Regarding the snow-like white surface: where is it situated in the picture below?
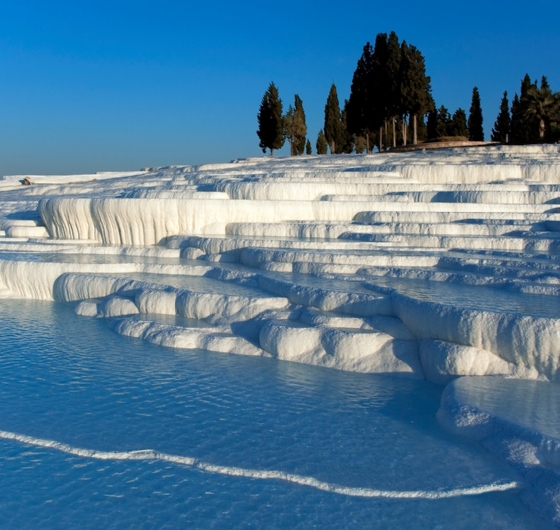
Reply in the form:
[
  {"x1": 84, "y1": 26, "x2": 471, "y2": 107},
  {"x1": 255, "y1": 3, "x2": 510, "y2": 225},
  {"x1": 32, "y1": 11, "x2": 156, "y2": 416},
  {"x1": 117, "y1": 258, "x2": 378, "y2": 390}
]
[
  {"x1": 1, "y1": 145, "x2": 560, "y2": 524},
  {"x1": 0, "y1": 145, "x2": 557, "y2": 380}
]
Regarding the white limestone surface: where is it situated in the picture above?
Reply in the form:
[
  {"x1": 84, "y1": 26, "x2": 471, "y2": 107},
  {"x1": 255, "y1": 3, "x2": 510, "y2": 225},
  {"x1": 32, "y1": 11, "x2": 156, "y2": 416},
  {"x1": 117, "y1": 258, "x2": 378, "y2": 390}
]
[
  {"x1": 0, "y1": 145, "x2": 557, "y2": 381},
  {"x1": 1, "y1": 144, "x2": 560, "y2": 525}
]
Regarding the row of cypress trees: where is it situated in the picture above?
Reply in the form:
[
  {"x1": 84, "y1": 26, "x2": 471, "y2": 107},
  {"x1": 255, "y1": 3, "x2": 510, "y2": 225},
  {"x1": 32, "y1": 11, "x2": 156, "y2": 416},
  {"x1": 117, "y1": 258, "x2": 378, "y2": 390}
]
[
  {"x1": 491, "y1": 75, "x2": 560, "y2": 144},
  {"x1": 257, "y1": 35, "x2": 559, "y2": 155},
  {"x1": 257, "y1": 85, "x2": 311, "y2": 156}
]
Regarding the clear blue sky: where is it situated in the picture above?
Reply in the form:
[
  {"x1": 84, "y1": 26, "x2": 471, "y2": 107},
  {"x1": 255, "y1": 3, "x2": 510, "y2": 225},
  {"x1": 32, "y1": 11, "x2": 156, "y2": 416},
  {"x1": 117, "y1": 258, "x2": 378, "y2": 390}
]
[{"x1": 1, "y1": 1, "x2": 558, "y2": 175}]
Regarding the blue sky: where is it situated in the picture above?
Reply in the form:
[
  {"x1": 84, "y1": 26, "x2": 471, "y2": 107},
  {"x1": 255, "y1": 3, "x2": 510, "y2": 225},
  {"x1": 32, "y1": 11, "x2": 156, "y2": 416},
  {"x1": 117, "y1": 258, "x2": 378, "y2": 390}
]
[{"x1": 0, "y1": 1, "x2": 559, "y2": 175}]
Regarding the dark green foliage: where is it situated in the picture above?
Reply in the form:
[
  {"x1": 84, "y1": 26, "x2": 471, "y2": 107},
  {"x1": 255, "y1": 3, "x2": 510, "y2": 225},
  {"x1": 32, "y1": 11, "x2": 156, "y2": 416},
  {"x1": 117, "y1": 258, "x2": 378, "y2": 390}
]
[
  {"x1": 398, "y1": 42, "x2": 432, "y2": 144},
  {"x1": 541, "y1": 76, "x2": 551, "y2": 93},
  {"x1": 324, "y1": 84, "x2": 344, "y2": 154},
  {"x1": 294, "y1": 95, "x2": 307, "y2": 155},
  {"x1": 523, "y1": 85, "x2": 559, "y2": 140},
  {"x1": 316, "y1": 129, "x2": 328, "y2": 155},
  {"x1": 283, "y1": 94, "x2": 307, "y2": 156},
  {"x1": 510, "y1": 94, "x2": 524, "y2": 144},
  {"x1": 306, "y1": 139, "x2": 312, "y2": 155},
  {"x1": 354, "y1": 136, "x2": 367, "y2": 154},
  {"x1": 436, "y1": 106, "x2": 452, "y2": 137},
  {"x1": 511, "y1": 75, "x2": 538, "y2": 144},
  {"x1": 416, "y1": 115, "x2": 428, "y2": 142},
  {"x1": 371, "y1": 33, "x2": 390, "y2": 137},
  {"x1": 257, "y1": 82, "x2": 284, "y2": 155},
  {"x1": 491, "y1": 92, "x2": 510, "y2": 143},
  {"x1": 468, "y1": 87, "x2": 484, "y2": 141},
  {"x1": 340, "y1": 100, "x2": 355, "y2": 154},
  {"x1": 347, "y1": 33, "x2": 432, "y2": 148},
  {"x1": 386, "y1": 31, "x2": 402, "y2": 133},
  {"x1": 346, "y1": 42, "x2": 375, "y2": 142},
  {"x1": 451, "y1": 108, "x2": 468, "y2": 137},
  {"x1": 426, "y1": 109, "x2": 438, "y2": 139}
]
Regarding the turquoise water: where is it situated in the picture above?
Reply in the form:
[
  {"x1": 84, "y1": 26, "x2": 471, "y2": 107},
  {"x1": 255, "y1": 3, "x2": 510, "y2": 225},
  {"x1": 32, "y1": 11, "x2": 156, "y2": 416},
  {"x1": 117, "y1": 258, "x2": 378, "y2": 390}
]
[{"x1": 0, "y1": 300, "x2": 551, "y2": 529}]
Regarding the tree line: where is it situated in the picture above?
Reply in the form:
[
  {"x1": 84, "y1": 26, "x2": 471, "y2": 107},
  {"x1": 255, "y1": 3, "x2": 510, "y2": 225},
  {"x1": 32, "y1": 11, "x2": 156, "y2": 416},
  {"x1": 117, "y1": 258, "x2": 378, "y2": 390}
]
[{"x1": 257, "y1": 32, "x2": 560, "y2": 155}]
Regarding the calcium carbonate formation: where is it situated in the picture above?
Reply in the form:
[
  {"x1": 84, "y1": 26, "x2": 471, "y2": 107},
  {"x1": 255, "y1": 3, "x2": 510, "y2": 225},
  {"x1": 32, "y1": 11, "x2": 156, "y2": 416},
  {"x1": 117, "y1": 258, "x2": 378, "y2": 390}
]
[{"x1": 1, "y1": 144, "x2": 560, "y2": 523}]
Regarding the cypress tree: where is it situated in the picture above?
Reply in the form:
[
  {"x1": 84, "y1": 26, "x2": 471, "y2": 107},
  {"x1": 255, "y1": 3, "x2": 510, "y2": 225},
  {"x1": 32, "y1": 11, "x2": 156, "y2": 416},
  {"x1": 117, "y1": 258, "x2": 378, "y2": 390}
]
[
  {"x1": 283, "y1": 105, "x2": 296, "y2": 156},
  {"x1": 416, "y1": 115, "x2": 428, "y2": 142},
  {"x1": 283, "y1": 95, "x2": 307, "y2": 156},
  {"x1": 340, "y1": 100, "x2": 355, "y2": 154},
  {"x1": 426, "y1": 109, "x2": 438, "y2": 139},
  {"x1": 306, "y1": 139, "x2": 312, "y2": 155},
  {"x1": 316, "y1": 130, "x2": 328, "y2": 155},
  {"x1": 294, "y1": 95, "x2": 307, "y2": 155},
  {"x1": 256, "y1": 82, "x2": 284, "y2": 156},
  {"x1": 324, "y1": 84, "x2": 344, "y2": 154},
  {"x1": 399, "y1": 43, "x2": 432, "y2": 145},
  {"x1": 436, "y1": 106, "x2": 452, "y2": 137},
  {"x1": 371, "y1": 33, "x2": 390, "y2": 151},
  {"x1": 451, "y1": 109, "x2": 468, "y2": 138},
  {"x1": 468, "y1": 87, "x2": 484, "y2": 141},
  {"x1": 510, "y1": 94, "x2": 523, "y2": 144},
  {"x1": 491, "y1": 91, "x2": 510, "y2": 143},
  {"x1": 512, "y1": 75, "x2": 538, "y2": 144},
  {"x1": 354, "y1": 136, "x2": 367, "y2": 154},
  {"x1": 386, "y1": 31, "x2": 401, "y2": 147},
  {"x1": 346, "y1": 42, "x2": 375, "y2": 150}
]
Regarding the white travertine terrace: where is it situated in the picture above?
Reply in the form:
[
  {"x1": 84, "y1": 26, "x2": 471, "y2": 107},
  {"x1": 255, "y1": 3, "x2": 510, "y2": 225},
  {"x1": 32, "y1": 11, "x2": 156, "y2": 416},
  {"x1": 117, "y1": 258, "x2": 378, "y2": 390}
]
[
  {"x1": 1, "y1": 144, "x2": 560, "y2": 523},
  {"x1": 0, "y1": 144, "x2": 556, "y2": 381}
]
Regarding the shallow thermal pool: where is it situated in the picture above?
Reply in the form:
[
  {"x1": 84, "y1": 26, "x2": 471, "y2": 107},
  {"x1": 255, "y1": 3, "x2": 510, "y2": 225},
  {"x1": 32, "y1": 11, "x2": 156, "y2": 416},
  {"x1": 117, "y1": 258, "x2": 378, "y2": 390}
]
[
  {"x1": 364, "y1": 275, "x2": 560, "y2": 318},
  {"x1": 0, "y1": 300, "x2": 552, "y2": 528}
]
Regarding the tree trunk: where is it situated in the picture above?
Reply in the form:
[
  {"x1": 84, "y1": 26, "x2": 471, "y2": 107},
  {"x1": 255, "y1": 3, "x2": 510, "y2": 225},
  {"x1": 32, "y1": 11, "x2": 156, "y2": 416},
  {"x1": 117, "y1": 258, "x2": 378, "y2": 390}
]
[
  {"x1": 379, "y1": 126, "x2": 383, "y2": 152},
  {"x1": 366, "y1": 133, "x2": 369, "y2": 154},
  {"x1": 385, "y1": 120, "x2": 388, "y2": 146},
  {"x1": 413, "y1": 114, "x2": 418, "y2": 145},
  {"x1": 392, "y1": 119, "x2": 396, "y2": 148},
  {"x1": 539, "y1": 119, "x2": 545, "y2": 139},
  {"x1": 270, "y1": 148, "x2": 274, "y2": 157},
  {"x1": 402, "y1": 118, "x2": 407, "y2": 147}
]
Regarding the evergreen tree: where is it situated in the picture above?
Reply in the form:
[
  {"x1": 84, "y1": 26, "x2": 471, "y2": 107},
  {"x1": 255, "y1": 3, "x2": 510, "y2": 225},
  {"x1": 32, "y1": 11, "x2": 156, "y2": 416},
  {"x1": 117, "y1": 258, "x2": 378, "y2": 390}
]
[
  {"x1": 436, "y1": 106, "x2": 452, "y2": 137},
  {"x1": 306, "y1": 139, "x2": 312, "y2": 155},
  {"x1": 324, "y1": 84, "x2": 344, "y2": 154},
  {"x1": 511, "y1": 74, "x2": 538, "y2": 144},
  {"x1": 416, "y1": 115, "x2": 428, "y2": 142},
  {"x1": 346, "y1": 42, "x2": 375, "y2": 151},
  {"x1": 340, "y1": 100, "x2": 355, "y2": 154},
  {"x1": 294, "y1": 95, "x2": 307, "y2": 155},
  {"x1": 451, "y1": 109, "x2": 468, "y2": 137},
  {"x1": 468, "y1": 87, "x2": 484, "y2": 141},
  {"x1": 541, "y1": 75, "x2": 551, "y2": 94},
  {"x1": 426, "y1": 109, "x2": 438, "y2": 139},
  {"x1": 354, "y1": 136, "x2": 367, "y2": 154},
  {"x1": 256, "y1": 82, "x2": 284, "y2": 156},
  {"x1": 371, "y1": 33, "x2": 390, "y2": 151},
  {"x1": 510, "y1": 94, "x2": 523, "y2": 144},
  {"x1": 386, "y1": 31, "x2": 401, "y2": 147},
  {"x1": 399, "y1": 42, "x2": 433, "y2": 144},
  {"x1": 491, "y1": 91, "x2": 510, "y2": 143},
  {"x1": 283, "y1": 95, "x2": 307, "y2": 156},
  {"x1": 316, "y1": 130, "x2": 328, "y2": 155},
  {"x1": 283, "y1": 105, "x2": 296, "y2": 156}
]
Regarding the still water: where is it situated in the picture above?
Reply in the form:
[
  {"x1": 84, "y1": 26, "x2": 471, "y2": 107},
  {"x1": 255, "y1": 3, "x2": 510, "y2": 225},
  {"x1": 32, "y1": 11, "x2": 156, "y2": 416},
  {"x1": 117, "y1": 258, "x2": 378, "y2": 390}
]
[{"x1": 0, "y1": 299, "x2": 550, "y2": 528}]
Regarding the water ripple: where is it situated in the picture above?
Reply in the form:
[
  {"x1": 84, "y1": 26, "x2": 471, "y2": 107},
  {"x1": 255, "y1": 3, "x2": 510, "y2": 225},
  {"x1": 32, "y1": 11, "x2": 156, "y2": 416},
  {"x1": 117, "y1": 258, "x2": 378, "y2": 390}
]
[{"x1": 0, "y1": 429, "x2": 519, "y2": 500}]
